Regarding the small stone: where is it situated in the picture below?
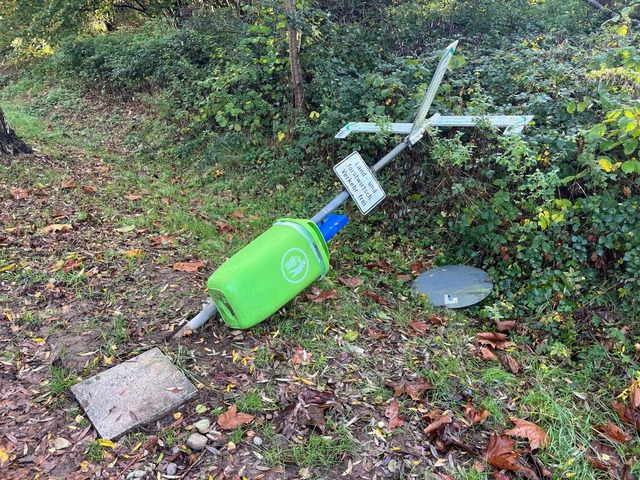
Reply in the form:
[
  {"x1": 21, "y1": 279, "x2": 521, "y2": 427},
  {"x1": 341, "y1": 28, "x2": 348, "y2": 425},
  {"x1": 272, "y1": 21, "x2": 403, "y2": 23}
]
[
  {"x1": 126, "y1": 472, "x2": 135, "y2": 480},
  {"x1": 53, "y1": 437, "x2": 72, "y2": 450},
  {"x1": 186, "y1": 432, "x2": 208, "y2": 451},
  {"x1": 194, "y1": 419, "x2": 210, "y2": 433},
  {"x1": 133, "y1": 469, "x2": 146, "y2": 478},
  {"x1": 253, "y1": 436, "x2": 263, "y2": 446},
  {"x1": 166, "y1": 463, "x2": 178, "y2": 476}
]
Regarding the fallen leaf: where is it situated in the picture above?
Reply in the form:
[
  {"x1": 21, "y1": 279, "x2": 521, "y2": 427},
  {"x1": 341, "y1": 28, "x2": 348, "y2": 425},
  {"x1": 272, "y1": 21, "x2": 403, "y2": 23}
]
[
  {"x1": 343, "y1": 330, "x2": 359, "y2": 342},
  {"x1": 115, "y1": 225, "x2": 136, "y2": 233},
  {"x1": 480, "y1": 347, "x2": 499, "y2": 361},
  {"x1": 214, "y1": 220, "x2": 234, "y2": 234},
  {"x1": 217, "y1": 404, "x2": 255, "y2": 430},
  {"x1": 484, "y1": 433, "x2": 538, "y2": 478},
  {"x1": 476, "y1": 331, "x2": 517, "y2": 350},
  {"x1": 172, "y1": 261, "x2": 206, "y2": 272},
  {"x1": 388, "y1": 377, "x2": 434, "y2": 400},
  {"x1": 466, "y1": 398, "x2": 491, "y2": 425},
  {"x1": 363, "y1": 290, "x2": 389, "y2": 305},
  {"x1": 0, "y1": 446, "x2": 8, "y2": 463},
  {"x1": 427, "y1": 315, "x2": 447, "y2": 325},
  {"x1": 496, "y1": 320, "x2": 516, "y2": 332},
  {"x1": 97, "y1": 439, "x2": 117, "y2": 448},
  {"x1": 126, "y1": 195, "x2": 141, "y2": 201},
  {"x1": 410, "y1": 261, "x2": 427, "y2": 274},
  {"x1": 423, "y1": 409, "x2": 453, "y2": 435},
  {"x1": 39, "y1": 224, "x2": 73, "y2": 234},
  {"x1": 9, "y1": 188, "x2": 29, "y2": 199},
  {"x1": 396, "y1": 274, "x2": 412, "y2": 282},
  {"x1": 367, "y1": 327, "x2": 389, "y2": 339},
  {"x1": 365, "y1": 259, "x2": 392, "y2": 271},
  {"x1": 500, "y1": 354, "x2": 521, "y2": 375},
  {"x1": 408, "y1": 320, "x2": 429, "y2": 333},
  {"x1": 612, "y1": 398, "x2": 640, "y2": 432},
  {"x1": 291, "y1": 346, "x2": 313, "y2": 365},
  {"x1": 149, "y1": 234, "x2": 175, "y2": 245},
  {"x1": 82, "y1": 185, "x2": 96, "y2": 194},
  {"x1": 306, "y1": 286, "x2": 339, "y2": 303},
  {"x1": 62, "y1": 258, "x2": 83, "y2": 272},
  {"x1": 385, "y1": 400, "x2": 405, "y2": 430},
  {"x1": 338, "y1": 276, "x2": 364, "y2": 288},
  {"x1": 124, "y1": 249, "x2": 144, "y2": 258},
  {"x1": 586, "y1": 441, "x2": 634, "y2": 479},
  {"x1": 231, "y1": 209, "x2": 244, "y2": 219},
  {"x1": 62, "y1": 178, "x2": 77, "y2": 189},
  {"x1": 594, "y1": 422, "x2": 632, "y2": 444},
  {"x1": 505, "y1": 417, "x2": 550, "y2": 450}
]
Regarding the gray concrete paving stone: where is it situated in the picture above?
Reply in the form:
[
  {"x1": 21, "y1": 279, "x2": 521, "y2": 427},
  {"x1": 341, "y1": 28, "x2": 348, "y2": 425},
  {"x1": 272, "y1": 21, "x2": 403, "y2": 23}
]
[{"x1": 71, "y1": 347, "x2": 197, "y2": 439}]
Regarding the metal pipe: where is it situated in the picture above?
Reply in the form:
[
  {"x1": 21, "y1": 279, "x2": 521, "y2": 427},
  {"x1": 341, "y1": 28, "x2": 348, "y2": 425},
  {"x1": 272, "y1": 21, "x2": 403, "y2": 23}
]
[{"x1": 174, "y1": 301, "x2": 218, "y2": 337}]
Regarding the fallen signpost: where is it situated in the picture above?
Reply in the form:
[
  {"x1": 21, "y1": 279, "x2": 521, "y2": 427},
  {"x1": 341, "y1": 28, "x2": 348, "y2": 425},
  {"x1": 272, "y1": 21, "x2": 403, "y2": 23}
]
[{"x1": 176, "y1": 41, "x2": 533, "y2": 336}]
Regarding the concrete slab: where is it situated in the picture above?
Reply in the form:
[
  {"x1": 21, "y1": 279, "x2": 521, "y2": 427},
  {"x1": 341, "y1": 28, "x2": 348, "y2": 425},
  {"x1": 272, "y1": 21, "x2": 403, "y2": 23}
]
[{"x1": 71, "y1": 347, "x2": 197, "y2": 440}]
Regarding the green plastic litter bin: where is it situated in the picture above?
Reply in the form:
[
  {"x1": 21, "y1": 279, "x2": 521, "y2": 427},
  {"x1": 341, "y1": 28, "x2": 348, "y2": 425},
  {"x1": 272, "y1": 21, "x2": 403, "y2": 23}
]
[{"x1": 207, "y1": 218, "x2": 330, "y2": 329}]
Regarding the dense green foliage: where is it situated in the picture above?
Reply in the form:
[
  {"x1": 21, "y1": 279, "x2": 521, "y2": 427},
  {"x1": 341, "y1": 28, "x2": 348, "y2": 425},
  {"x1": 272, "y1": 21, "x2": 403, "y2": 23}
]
[{"x1": 1, "y1": 0, "x2": 639, "y2": 335}]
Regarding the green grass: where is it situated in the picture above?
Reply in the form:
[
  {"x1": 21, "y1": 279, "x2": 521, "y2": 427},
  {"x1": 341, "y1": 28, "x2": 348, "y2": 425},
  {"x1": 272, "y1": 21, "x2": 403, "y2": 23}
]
[{"x1": 48, "y1": 365, "x2": 77, "y2": 395}]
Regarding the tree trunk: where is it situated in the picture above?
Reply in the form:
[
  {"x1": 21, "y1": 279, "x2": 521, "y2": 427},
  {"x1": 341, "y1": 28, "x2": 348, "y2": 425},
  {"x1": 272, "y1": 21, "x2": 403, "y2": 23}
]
[
  {"x1": 0, "y1": 106, "x2": 32, "y2": 155},
  {"x1": 284, "y1": 0, "x2": 304, "y2": 111},
  {"x1": 580, "y1": 0, "x2": 640, "y2": 26}
]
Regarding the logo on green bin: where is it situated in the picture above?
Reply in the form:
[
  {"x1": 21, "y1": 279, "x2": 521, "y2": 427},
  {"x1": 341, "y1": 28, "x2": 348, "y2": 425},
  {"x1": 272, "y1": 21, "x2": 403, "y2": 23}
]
[{"x1": 281, "y1": 248, "x2": 309, "y2": 284}]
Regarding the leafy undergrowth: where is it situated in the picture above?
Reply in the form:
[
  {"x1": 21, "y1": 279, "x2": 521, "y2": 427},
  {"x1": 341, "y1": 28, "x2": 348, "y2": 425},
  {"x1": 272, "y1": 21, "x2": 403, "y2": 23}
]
[{"x1": 1, "y1": 93, "x2": 640, "y2": 480}]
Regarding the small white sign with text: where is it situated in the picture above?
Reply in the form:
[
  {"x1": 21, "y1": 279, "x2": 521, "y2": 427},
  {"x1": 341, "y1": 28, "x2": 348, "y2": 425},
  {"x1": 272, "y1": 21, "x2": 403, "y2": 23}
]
[{"x1": 333, "y1": 152, "x2": 386, "y2": 215}]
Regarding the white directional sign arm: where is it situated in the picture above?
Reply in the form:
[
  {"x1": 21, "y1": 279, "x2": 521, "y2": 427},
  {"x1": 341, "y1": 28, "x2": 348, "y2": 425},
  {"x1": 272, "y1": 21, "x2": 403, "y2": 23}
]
[
  {"x1": 429, "y1": 115, "x2": 534, "y2": 134},
  {"x1": 335, "y1": 122, "x2": 414, "y2": 138},
  {"x1": 409, "y1": 40, "x2": 459, "y2": 139}
]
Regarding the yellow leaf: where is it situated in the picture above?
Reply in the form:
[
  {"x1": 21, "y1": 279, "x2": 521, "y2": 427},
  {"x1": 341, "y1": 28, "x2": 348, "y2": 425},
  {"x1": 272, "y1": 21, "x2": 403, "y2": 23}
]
[
  {"x1": 0, "y1": 264, "x2": 17, "y2": 272},
  {"x1": 0, "y1": 446, "x2": 8, "y2": 463},
  {"x1": 97, "y1": 439, "x2": 116, "y2": 448},
  {"x1": 277, "y1": 131, "x2": 286, "y2": 142},
  {"x1": 39, "y1": 224, "x2": 73, "y2": 234},
  {"x1": 124, "y1": 249, "x2": 144, "y2": 258},
  {"x1": 598, "y1": 158, "x2": 613, "y2": 172}
]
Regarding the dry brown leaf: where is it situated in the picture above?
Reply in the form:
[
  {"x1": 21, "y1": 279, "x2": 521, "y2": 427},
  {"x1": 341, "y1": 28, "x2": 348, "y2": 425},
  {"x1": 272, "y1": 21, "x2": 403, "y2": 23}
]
[
  {"x1": 126, "y1": 195, "x2": 142, "y2": 201},
  {"x1": 150, "y1": 234, "x2": 175, "y2": 245},
  {"x1": 214, "y1": 220, "x2": 234, "y2": 234},
  {"x1": 387, "y1": 377, "x2": 434, "y2": 400},
  {"x1": 62, "y1": 258, "x2": 83, "y2": 272},
  {"x1": 217, "y1": 404, "x2": 255, "y2": 430},
  {"x1": 407, "y1": 320, "x2": 429, "y2": 334},
  {"x1": 500, "y1": 354, "x2": 521, "y2": 375},
  {"x1": 427, "y1": 315, "x2": 447, "y2": 325},
  {"x1": 480, "y1": 347, "x2": 500, "y2": 361},
  {"x1": 62, "y1": 178, "x2": 77, "y2": 189},
  {"x1": 39, "y1": 224, "x2": 73, "y2": 234},
  {"x1": 9, "y1": 188, "x2": 29, "y2": 200},
  {"x1": 338, "y1": 276, "x2": 364, "y2": 288},
  {"x1": 586, "y1": 441, "x2": 634, "y2": 479},
  {"x1": 363, "y1": 290, "x2": 389, "y2": 305},
  {"x1": 385, "y1": 400, "x2": 405, "y2": 430},
  {"x1": 484, "y1": 433, "x2": 538, "y2": 479},
  {"x1": 505, "y1": 417, "x2": 550, "y2": 450},
  {"x1": 231, "y1": 209, "x2": 244, "y2": 219},
  {"x1": 82, "y1": 185, "x2": 96, "y2": 194},
  {"x1": 306, "y1": 286, "x2": 339, "y2": 303},
  {"x1": 423, "y1": 409, "x2": 453, "y2": 435},
  {"x1": 476, "y1": 331, "x2": 517, "y2": 350},
  {"x1": 365, "y1": 259, "x2": 392, "y2": 271},
  {"x1": 291, "y1": 346, "x2": 312, "y2": 365},
  {"x1": 466, "y1": 398, "x2": 491, "y2": 425},
  {"x1": 496, "y1": 320, "x2": 516, "y2": 332},
  {"x1": 594, "y1": 422, "x2": 632, "y2": 444},
  {"x1": 172, "y1": 261, "x2": 206, "y2": 272}
]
